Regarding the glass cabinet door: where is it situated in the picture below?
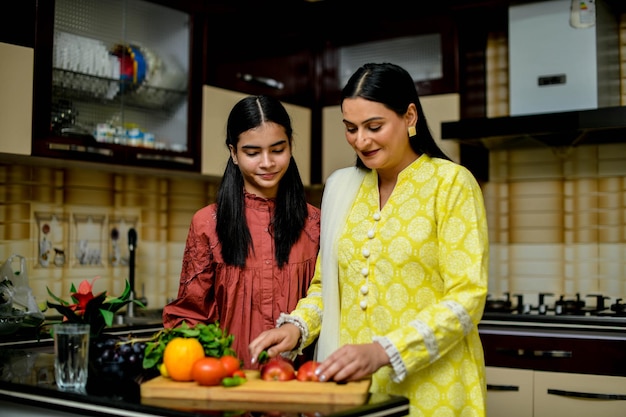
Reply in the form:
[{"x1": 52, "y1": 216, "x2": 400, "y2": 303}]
[{"x1": 33, "y1": 0, "x2": 199, "y2": 171}]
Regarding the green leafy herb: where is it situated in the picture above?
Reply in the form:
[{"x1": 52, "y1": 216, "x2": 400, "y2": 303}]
[
  {"x1": 257, "y1": 350, "x2": 270, "y2": 365},
  {"x1": 142, "y1": 321, "x2": 236, "y2": 371}
]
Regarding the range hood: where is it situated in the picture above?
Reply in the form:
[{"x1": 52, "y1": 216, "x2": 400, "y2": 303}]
[
  {"x1": 441, "y1": 106, "x2": 626, "y2": 149},
  {"x1": 442, "y1": 0, "x2": 625, "y2": 149}
]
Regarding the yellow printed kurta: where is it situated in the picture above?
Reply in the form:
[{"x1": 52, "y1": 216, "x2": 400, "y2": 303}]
[{"x1": 290, "y1": 155, "x2": 489, "y2": 417}]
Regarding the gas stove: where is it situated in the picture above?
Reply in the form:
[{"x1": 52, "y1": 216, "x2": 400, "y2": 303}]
[{"x1": 481, "y1": 292, "x2": 626, "y2": 330}]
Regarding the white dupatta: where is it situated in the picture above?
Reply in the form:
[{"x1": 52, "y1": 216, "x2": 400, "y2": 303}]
[{"x1": 315, "y1": 167, "x2": 366, "y2": 361}]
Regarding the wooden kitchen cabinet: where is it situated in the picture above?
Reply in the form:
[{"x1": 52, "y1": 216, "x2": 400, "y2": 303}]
[
  {"x1": 482, "y1": 325, "x2": 626, "y2": 416},
  {"x1": 203, "y1": 2, "x2": 320, "y2": 109},
  {"x1": 31, "y1": 0, "x2": 204, "y2": 172},
  {"x1": 533, "y1": 371, "x2": 626, "y2": 416},
  {"x1": 487, "y1": 367, "x2": 626, "y2": 417}
]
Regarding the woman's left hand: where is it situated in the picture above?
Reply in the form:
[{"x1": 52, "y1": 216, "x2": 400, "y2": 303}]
[{"x1": 315, "y1": 342, "x2": 389, "y2": 382}]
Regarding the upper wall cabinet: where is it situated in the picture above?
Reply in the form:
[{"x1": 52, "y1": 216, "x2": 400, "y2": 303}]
[
  {"x1": 204, "y1": 4, "x2": 459, "y2": 110},
  {"x1": 31, "y1": 0, "x2": 204, "y2": 172},
  {"x1": 321, "y1": 14, "x2": 459, "y2": 106},
  {"x1": 202, "y1": 3, "x2": 321, "y2": 109}
]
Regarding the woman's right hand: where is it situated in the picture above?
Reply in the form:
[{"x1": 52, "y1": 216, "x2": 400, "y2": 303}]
[{"x1": 249, "y1": 323, "x2": 301, "y2": 364}]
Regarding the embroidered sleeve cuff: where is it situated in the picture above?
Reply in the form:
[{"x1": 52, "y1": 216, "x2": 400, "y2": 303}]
[
  {"x1": 373, "y1": 336, "x2": 407, "y2": 383},
  {"x1": 276, "y1": 313, "x2": 309, "y2": 358}
]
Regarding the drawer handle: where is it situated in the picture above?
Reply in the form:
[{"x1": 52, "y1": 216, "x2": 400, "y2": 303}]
[
  {"x1": 487, "y1": 384, "x2": 519, "y2": 392},
  {"x1": 547, "y1": 389, "x2": 626, "y2": 401},
  {"x1": 496, "y1": 348, "x2": 572, "y2": 358},
  {"x1": 531, "y1": 350, "x2": 572, "y2": 358}
]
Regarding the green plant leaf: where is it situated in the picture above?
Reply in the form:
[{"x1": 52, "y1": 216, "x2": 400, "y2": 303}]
[{"x1": 46, "y1": 287, "x2": 70, "y2": 306}]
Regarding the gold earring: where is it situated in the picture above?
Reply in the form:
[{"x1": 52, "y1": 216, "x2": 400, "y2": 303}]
[{"x1": 408, "y1": 126, "x2": 417, "y2": 137}]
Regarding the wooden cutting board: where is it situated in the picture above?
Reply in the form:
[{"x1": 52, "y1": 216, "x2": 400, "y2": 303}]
[{"x1": 141, "y1": 370, "x2": 371, "y2": 405}]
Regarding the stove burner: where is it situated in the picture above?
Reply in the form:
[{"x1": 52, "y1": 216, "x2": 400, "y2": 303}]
[
  {"x1": 484, "y1": 293, "x2": 513, "y2": 313},
  {"x1": 609, "y1": 298, "x2": 626, "y2": 316},
  {"x1": 555, "y1": 294, "x2": 585, "y2": 315},
  {"x1": 483, "y1": 293, "x2": 626, "y2": 318}
]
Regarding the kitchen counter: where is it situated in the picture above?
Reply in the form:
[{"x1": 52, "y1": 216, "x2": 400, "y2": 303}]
[
  {"x1": 0, "y1": 328, "x2": 409, "y2": 417},
  {"x1": 481, "y1": 311, "x2": 626, "y2": 332}
]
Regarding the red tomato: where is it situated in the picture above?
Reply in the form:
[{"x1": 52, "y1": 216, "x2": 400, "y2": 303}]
[
  {"x1": 296, "y1": 360, "x2": 321, "y2": 382},
  {"x1": 219, "y1": 355, "x2": 241, "y2": 377},
  {"x1": 232, "y1": 369, "x2": 247, "y2": 379},
  {"x1": 191, "y1": 357, "x2": 228, "y2": 386}
]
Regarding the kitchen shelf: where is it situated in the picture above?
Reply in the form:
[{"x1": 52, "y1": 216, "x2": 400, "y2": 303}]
[{"x1": 52, "y1": 68, "x2": 187, "y2": 112}]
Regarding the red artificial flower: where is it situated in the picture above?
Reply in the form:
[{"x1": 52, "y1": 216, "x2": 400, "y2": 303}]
[
  {"x1": 47, "y1": 277, "x2": 143, "y2": 337},
  {"x1": 69, "y1": 277, "x2": 104, "y2": 316}
]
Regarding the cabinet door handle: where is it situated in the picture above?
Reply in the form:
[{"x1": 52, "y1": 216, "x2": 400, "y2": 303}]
[
  {"x1": 496, "y1": 348, "x2": 572, "y2": 358},
  {"x1": 237, "y1": 73, "x2": 284, "y2": 90},
  {"x1": 547, "y1": 389, "x2": 626, "y2": 401},
  {"x1": 487, "y1": 384, "x2": 519, "y2": 392},
  {"x1": 49, "y1": 143, "x2": 113, "y2": 156}
]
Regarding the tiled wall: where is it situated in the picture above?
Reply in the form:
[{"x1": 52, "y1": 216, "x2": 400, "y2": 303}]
[
  {"x1": 484, "y1": 144, "x2": 626, "y2": 305},
  {"x1": 0, "y1": 161, "x2": 218, "y2": 311}
]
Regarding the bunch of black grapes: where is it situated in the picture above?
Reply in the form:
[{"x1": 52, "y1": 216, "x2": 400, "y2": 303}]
[{"x1": 91, "y1": 335, "x2": 147, "y2": 380}]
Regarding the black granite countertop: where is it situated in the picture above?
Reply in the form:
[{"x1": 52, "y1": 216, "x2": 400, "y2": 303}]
[{"x1": 0, "y1": 330, "x2": 409, "y2": 417}]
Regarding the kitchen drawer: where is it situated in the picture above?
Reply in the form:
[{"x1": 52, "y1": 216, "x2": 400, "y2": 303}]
[
  {"x1": 480, "y1": 329, "x2": 626, "y2": 377},
  {"x1": 486, "y1": 367, "x2": 533, "y2": 417},
  {"x1": 533, "y1": 371, "x2": 626, "y2": 417}
]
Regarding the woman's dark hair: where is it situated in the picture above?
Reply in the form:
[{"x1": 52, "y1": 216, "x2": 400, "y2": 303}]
[
  {"x1": 341, "y1": 62, "x2": 451, "y2": 168},
  {"x1": 216, "y1": 95, "x2": 308, "y2": 268}
]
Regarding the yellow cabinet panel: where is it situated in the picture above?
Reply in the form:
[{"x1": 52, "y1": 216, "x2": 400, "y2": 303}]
[
  {"x1": 534, "y1": 371, "x2": 626, "y2": 417},
  {"x1": 486, "y1": 366, "x2": 534, "y2": 417},
  {"x1": 0, "y1": 42, "x2": 33, "y2": 155}
]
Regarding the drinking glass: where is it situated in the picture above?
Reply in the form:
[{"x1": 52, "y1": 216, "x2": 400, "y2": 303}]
[{"x1": 53, "y1": 323, "x2": 90, "y2": 392}]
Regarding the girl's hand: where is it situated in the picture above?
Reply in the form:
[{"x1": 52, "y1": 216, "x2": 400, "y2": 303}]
[{"x1": 249, "y1": 323, "x2": 300, "y2": 364}]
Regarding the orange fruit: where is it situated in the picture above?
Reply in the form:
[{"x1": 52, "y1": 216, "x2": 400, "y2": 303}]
[
  {"x1": 219, "y1": 355, "x2": 241, "y2": 377},
  {"x1": 163, "y1": 337, "x2": 205, "y2": 381},
  {"x1": 192, "y1": 357, "x2": 228, "y2": 386}
]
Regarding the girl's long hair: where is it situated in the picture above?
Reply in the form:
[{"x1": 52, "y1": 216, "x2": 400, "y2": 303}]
[
  {"x1": 216, "y1": 95, "x2": 308, "y2": 267},
  {"x1": 341, "y1": 62, "x2": 451, "y2": 169}
]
